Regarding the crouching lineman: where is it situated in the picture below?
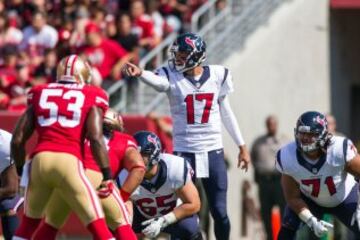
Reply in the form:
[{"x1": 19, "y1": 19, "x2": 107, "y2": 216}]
[
  {"x1": 0, "y1": 129, "x2": 22, "y2": 240},
  {"x1": 118, "y1": 131, "x2": 203, "y2": 239},
  {"x1": 277, "y1": 111, "x2": 360, "y2": 239},
  {"x1": 33, "y1": 109, "x2": 145, "y2": 240}
]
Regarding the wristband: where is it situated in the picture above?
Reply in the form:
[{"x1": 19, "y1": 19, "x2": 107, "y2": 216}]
[
  {"x1": 163, "y1": 212, "x2": 177, "y2": 228},
  {"x1": 120, "y1": 188, "x2": 131, "y2": 202},
  {"x1": 298, "y1": 209, "x2": 314, "y2": 223},
  {"x1": 101, "y1": 167, "x2": 112, "y2": 180}
]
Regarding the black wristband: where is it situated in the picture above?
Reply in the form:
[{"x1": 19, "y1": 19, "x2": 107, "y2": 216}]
[
  {"x1": 101, "y1": 167, "x2": 112, "y2": 180},
  {"x1": 16, "y1": 166, "x2": 23, "y2": 176}
]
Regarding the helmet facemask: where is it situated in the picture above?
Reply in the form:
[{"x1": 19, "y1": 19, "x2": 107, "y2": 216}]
[
  {"x1": 294, "y1": 121, "x2": 331, "y2": 153},
  {"x1": 168, "y1": 34, "x2": 206, "y2": 73}
]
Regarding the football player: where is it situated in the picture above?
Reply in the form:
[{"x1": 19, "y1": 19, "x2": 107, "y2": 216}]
[
  {"x1": 0, "y1": 129, "x2": 22, "y2": 240},
  {"x1": 122, "y1": 32, "x2": 250, "y2": 240},
  {"x1": 11, "y1": 55, "x2": 114, "y2": 239},
  {"x1": 277, "y1": 111, "x2": 360, "y2": 239},
  {"x1": 34, "y1": 109, "x2": 145, "y2": 240},
  {"x1": 118, "y1": 131, "x2": 203, "y2": 239}
]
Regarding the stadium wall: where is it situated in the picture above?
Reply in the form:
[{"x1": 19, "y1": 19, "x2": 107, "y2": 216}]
[{"x1": 219, "y1": 0, "x2": 330, "y2": 239}]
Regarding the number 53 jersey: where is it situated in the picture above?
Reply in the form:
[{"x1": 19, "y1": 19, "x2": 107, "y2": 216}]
[
  {"x1": 276, "y1": 136, "x2": 358, "y2": 207},
  {"x1": 27, "y1": 83, "x2": 109, "y2": 160},
  {"x1": 156, "y1": 65, "x2": 233, "y2": 152}
]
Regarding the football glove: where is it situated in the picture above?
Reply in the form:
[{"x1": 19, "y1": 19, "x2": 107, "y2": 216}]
[
  {"x1": 141, "y1": 212, "x2": 177, "y2": 238},
  {"x1": 97, "y1": 180, "x2": 115, "y2": 198},
  {"x1": 306, "y1": 216, "x2": 333, "y2": 237}
]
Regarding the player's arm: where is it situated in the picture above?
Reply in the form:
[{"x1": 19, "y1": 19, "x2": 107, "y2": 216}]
[
  {"x1": 86, "y1": 106, "x2": 111, "y2": 180},
  {"x1": 281, "y1": 174, "x2": 307, "y2": 214},
  {"x1": 173, "y1": 180, "x2": 201, "y2": 220},
  {"x1": 0, "y1": 165, "x2": 18, "y2": 199},
  {"x1": 281, "y1": 173, "x2": 333, "y2": 236},
  {"x1": 219, "y1": 96, "x2": 250, "y2": 171},
  {"x1": 141, "y1": 180, "x2": 201, "y2": 238},
  {"x1": 120, "y1": 148, "x2": 146, "y2": 201},
  {"x1": 11, "y1": 105, "x2": 35, "y2": 174},
  {"x1": 122, "y1": 62, "x2": 170, "y2": 92}
]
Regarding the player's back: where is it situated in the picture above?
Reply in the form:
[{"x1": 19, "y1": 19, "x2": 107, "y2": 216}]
[
  {"x1": 83, "y1": 132, "x2": 137, "y2": 178},
  {"x1": 276, "y1": 136, "x2": 357, "y2": 207},
  {"x1": 28, "y1": 83, "x2": 108, "y2": 160}
]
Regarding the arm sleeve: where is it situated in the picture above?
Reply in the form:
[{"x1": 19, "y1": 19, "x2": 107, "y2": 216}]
[
  {"x1": 94, "y1": 88, "x2": 109, "y2": 114},
  {"x1": 219, "y1": 96, "x2": 245, "y2": 146},
  {"x1": 345, "y1": 139, "x2": 357, "y2": 162},
  {"x1": 139, "y1": 69, "x2": 170, "y2": 92}
]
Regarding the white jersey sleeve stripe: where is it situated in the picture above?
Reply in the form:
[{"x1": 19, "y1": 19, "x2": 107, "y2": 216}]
[{"x1": 95, "y1": 96, "x2": 108, "y2": 106}]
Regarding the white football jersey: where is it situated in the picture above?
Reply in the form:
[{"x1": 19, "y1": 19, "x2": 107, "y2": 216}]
[
  {"x1": 0, "y1": 129, "x2": 13, "y2": 174},
  {"x1": 119, "y1": 153, "x2": 191, "y2": 218},
  {"x1": 276, "y1": 136, "x2": 357, "y2": 207},
  {"x1": 156, "y1": 65, "x2": 234, "y2": 152}
]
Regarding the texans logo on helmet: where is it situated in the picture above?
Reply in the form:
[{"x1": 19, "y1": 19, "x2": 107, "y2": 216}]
[
  {"x1": 315, "y1": 115, "x2": 326, "y2": 127},
  {"x1": 147, "y1": 135, "x2": 157, "y2": 145},
  {"x1": 184, "y1": 37, "x2": 195, "y2": 49}
]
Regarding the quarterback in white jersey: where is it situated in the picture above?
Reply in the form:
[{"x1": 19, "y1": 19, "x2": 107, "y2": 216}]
[
  {"x1": 276, "y1": 111, "x2": 360, "y2": 239},
  {"x1": 118, "y1": 131, "x2": 202, "y2": 240},
  {"x1": 123, "y1": 32, "x2": 250, "y2": 240},
  {"x1": 0, "y1": 129, "x2": 22, "y2": 239}
]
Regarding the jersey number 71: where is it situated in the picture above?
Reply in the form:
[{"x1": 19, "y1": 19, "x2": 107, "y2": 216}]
[{"x1": 301, "y1": 176, "x2": 336, "y2": 197}]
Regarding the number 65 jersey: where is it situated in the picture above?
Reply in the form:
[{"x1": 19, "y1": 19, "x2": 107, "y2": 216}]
[
  {"x1": 276, "y1": 136, "x2": 357, "y2": 207},
  {"x1": 27, "y1": 83, "x2": 109, "y2": 160},
  {"x1": 119, "y1": 153, "x2": 192, "y2": 219},
  {"x1": 156, "y1": 65, "x2": 233, "y2": 152}
]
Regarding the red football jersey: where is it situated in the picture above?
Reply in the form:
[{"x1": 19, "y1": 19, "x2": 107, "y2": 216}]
[
  {"x1": 83, "y1": 132, "x2": 137, "y2": 178},
  {"x1": 28, "y1": 83, "x2": 109, "y2": 160}
]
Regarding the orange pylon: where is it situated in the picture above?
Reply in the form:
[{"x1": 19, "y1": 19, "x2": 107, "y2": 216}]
[{"x1": 272, "y1": 206, "x2": 281, "y2": 240}]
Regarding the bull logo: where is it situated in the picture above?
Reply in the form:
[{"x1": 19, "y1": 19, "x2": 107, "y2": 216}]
[
  {"x1": 315, "y1": 116, "x2": 326, "y2": 127},
  {"x1": 184, "y1": 37, "x2": 195, "y2": 49},
  {"x1": 147, "y1": 135, "x2": 157, "y2": 145}
]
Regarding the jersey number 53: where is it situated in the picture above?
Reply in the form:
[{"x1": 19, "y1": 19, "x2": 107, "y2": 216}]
[{"x1": 38, "y1": 89, "x2": 85, "y2": 127}]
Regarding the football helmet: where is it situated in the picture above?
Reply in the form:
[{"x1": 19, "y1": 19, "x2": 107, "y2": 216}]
[
  {"x1": 133, "y1": 131, "x2": 162, "y2": 170},
  {"x1": 103, "y1": 109, "x2": 124, "y2": 135},
  {"x1": 168, "y1": 32, "x2": 206, "y2": 73},
  {"x1": 56, "y1": 54, "x2": 92, "y2": 84},
  {"x1": 294, "y1": 111, "x2": 331, "y2": 153}
]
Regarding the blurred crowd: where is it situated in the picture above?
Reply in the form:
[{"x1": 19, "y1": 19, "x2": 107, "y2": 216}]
[{"x1": 0, "y1": 0, "x2": 208, "y2": 112}]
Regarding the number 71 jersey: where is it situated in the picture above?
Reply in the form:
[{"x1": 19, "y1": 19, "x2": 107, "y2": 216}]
[
  {"x1": 157, "y1": 65, "x2": 233, "y2": 152},
  {"x1": 276, "y1": 136, "x2": 357, "y2": 207},
  {"x1": 27, "y1": 83, "x2": 109, "y2": 160}
]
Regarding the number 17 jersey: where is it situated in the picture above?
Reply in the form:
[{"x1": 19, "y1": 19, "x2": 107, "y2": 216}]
[
  {"x1": 157, "y1": 65, "x2": 233, "y2": 152},
  {"x1": 28, "y1": 83, "x2": 109, "y2": 160}
]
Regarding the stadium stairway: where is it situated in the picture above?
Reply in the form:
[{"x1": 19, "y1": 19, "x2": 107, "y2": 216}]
[{"x1": 123, "y1": 0, "x2": 292, "y2": 115}]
